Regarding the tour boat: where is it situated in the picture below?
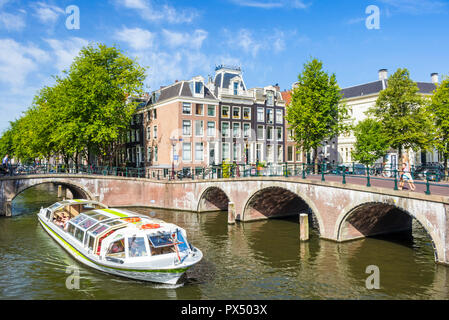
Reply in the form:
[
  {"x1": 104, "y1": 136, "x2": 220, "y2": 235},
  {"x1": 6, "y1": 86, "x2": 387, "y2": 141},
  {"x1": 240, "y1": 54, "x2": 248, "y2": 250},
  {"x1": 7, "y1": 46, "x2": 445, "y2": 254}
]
[{"x1": 37, "y1": 199, "x2": 203, "y2": 284}]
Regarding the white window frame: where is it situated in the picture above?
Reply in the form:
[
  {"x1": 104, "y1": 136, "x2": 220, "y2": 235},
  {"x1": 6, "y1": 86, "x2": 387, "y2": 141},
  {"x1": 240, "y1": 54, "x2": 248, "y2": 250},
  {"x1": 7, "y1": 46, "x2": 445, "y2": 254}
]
[
  {"x1": 182, "y1": 120, "x2": 192, "y2": 136},
  {"x1": 207, "y1": 105, "x2": 216, "y2": 117},
  {"x1": 243, "y1": 123, "x2": 251, "y2": 138},
  {"x1": 266, "y1": 108, "x2": 274, "y2": 124},
  {"x1": 232, "y1": 122, "x2": 241, "y2": 138},
  {"x1": 222, "y1": 142, "x2": 230, "y2": 161},
  {"x1": 195, "y1": 120, "x2": 204, "y2": 137},
  {"x1": 207, "y1": 121, "x2": 216, "y2": 137},
  {"x1": 276, "y1": 109, "x2": 283, "y2": 124},
  {"x1": 153, "y1": 126, "x2": 157, "y2": 140},
  {"x1": 182, "y1": 102, "x2": 192, "y2": 115},
  {"x1": 232, "y1": 106, "x2": 241, "y2": 119},
  {"x1": 287, "y1": 146, "x2": 294, "y2": 162},
  {"x1": 276, "y1": 127, "x2": 283, "y2": 141},
  {"x1": 257, "y1": 125, "x2": 265, "y2": 141},
  {"x1": 221, "y1": 105, "x2": 230, "y2": 118},
  {"x1": 257, "y1": 107, "x2": 264, "y2": 122},
  {"x1": 182, "y1": 142, "x2": 192, "y2": 162},
  {"x1": 195, "y1": 142, "x2": 204, "y2": 162},
  {"x1": 243, "y1": 107, "x2": 251, "y2": 120},
  {"x1": 221, "y1": 121, "x2": 230, "y2": 138},
  {"x1": 233, "y1": 143, "x2": 241, "y2": 162},
  {"x1": 267, "y1": 126, "x2": 274, "y2": 141},
  {"x1": 195, "y1": 104, "x2": 204, "y2": 116}
]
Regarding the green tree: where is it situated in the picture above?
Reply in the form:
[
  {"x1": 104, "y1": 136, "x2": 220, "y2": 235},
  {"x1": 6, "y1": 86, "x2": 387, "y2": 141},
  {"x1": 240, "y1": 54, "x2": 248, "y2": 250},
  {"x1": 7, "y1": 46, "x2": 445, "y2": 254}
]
[
  {"x1": 369, "y1": 68, "x2": 434, "y2": 160},
  {"x1": 64, "y1": 43, "x2": 146, "y2": 167},
  {"x1": 286, "y1": 58, "x2": 350, "y2": 172},
  {"x1": 351, "y1": 118, "x2": 389, "y2": 166},
  {"x1": 430, "y1": 76, "x2": 449, "y2": 178}
]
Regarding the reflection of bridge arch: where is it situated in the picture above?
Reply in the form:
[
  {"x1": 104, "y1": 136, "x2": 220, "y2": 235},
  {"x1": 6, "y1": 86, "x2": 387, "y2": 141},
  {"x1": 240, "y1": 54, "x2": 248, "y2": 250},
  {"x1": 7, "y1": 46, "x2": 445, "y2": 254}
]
[
  {"x1": 12, "y1": 181, "x2": 92, "y2": 203},
  {"x1": 197, "y1": 186, "x2": 231, "y2": 213},
  {"x1": 242, "y1": 186, "x2": 323, "y2": 235},
  {"x1": 335, "y1": 201, "x2": 442, "y2": 262}
]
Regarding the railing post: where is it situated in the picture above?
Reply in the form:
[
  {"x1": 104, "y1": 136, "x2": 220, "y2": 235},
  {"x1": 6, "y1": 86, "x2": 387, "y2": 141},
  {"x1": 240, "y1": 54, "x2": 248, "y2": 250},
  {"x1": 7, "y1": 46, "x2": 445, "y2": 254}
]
[
  {"x1": 342, "y1": 166, "x2": 346, "y2": 185},
  {"x1": 366, "y1": 165, "x2": 371, "y2": 187},
  {"x1": 321, "y1": 163, "x2": 325, "y2": 182},
  {"x1": 394, "y1": 169, "x2": 398, "y2": 191},
  {"x1": 302, "y1": 163, "x2": 306, "y2": 179},
  {"x1": 425, "y1": 172, "x2": 431, "y2": 195}
]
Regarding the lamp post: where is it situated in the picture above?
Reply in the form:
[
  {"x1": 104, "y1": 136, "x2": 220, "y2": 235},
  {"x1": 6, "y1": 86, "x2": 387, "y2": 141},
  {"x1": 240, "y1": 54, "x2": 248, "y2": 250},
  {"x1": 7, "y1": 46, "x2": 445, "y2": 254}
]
[{"x1": 170, "y1": 137, "x2": 178, "y2": 180}]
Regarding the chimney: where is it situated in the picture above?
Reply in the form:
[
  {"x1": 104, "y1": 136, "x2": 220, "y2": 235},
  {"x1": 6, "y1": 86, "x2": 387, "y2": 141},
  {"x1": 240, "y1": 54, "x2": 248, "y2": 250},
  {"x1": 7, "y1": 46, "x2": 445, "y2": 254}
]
[
  {"x1": 274, "y1": 83, "x2": 280, "y2": 91},
  {"x1": 378, "y1": 69, "x2": 388, "y2": 81},
  {"x1": 431, "y1": 73, "x2": 439, "y2": 84}
]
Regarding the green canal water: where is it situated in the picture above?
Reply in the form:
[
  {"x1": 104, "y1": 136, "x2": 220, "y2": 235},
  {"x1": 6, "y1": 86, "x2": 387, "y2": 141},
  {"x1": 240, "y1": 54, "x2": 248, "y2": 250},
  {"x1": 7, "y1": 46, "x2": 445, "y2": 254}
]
[{"x1": 1, "y1": 183, "x2": 448, "y2": 300}]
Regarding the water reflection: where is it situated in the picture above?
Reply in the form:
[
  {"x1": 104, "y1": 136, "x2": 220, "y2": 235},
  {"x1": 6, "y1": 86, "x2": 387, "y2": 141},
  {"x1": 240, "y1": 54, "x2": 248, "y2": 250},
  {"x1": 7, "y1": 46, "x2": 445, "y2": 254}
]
[{"x1": 0, "y1": 184, "x2": 447, "y2": 300}]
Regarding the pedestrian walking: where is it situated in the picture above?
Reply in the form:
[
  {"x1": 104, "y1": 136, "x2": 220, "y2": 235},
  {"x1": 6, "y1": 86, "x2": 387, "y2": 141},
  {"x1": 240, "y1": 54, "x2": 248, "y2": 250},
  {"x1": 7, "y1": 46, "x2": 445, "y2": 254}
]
[{"x1": 398, "y1": 153, "x2": 416, "y2": 191}]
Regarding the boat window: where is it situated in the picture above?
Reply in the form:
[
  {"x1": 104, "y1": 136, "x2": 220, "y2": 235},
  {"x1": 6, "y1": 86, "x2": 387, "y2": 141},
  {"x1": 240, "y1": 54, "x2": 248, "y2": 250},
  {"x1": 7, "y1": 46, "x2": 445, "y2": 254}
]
[
  {"x1": 106, "y1": 239, "x2": 125, "y2": 258},
  {"x1": 78, "y1": 218, "x2": 96, "y2": 230},
  {"x1": 74, "y1": 228, "x2": 84, "y2": 243},
  {"x1": 176, "y1": 230, "x2": 189, "y2": 252},
  {"x1": 128, "y1": 237, "x2": 148, "y2": 258},
  {"x1": 71, "y1": 214, "x2": 87, "y2": 225},
  {"x1": 49, "y1": 203, "x2": 61, "y2": 211},
  {"x1": 88, "y1": 235, "x2": 95, "y2": 251},
  {"x1": 67, "y1": 222, "x2": 76, "y2": 236},
  {"x1": 105, "y1": 220, "x2": 124, "y2": 227},
  {"x1": 92, "y1": 214, "x2": 109, "y2": 221},
  {"x1": 148, "y1": 233, "x2": 176, "y2": 256},
  {"x1": 45, "y1": 209, "x2": 52, "y2": 219},
  {"x1": 91, "y1": 225, "x2": 108, "y2": 236}
]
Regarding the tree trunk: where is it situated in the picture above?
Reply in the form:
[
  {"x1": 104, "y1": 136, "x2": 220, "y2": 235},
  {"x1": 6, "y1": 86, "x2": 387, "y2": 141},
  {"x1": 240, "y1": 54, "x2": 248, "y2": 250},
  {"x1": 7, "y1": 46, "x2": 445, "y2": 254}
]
[
  {"x1": 444, "y1": 155, "x2": 448, "y2": 182},
  {"x1": 313, "y1": 147, "x2": 318, "y2": 174}
]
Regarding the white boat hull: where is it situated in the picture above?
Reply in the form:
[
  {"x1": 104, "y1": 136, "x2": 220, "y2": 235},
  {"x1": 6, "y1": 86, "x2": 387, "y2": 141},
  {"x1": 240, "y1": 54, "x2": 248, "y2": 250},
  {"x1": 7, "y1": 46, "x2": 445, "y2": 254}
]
[{"x1": 38, "y1": 215, "x2": 201, "y2": 285}]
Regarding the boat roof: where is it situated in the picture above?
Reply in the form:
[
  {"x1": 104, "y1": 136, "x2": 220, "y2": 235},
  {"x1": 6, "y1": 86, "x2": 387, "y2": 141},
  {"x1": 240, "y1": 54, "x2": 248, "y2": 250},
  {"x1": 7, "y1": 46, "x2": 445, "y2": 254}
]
[{"x1": 48, "y1": 199, "x2": 108, "y2": 210}]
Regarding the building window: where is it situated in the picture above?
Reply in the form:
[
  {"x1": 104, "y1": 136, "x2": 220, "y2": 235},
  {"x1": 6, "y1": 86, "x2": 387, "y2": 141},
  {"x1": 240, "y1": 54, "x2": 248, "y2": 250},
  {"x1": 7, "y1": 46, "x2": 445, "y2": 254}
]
[
  {"x1": 195, "y1": 142, "x2": 204, "y2": 161},
  {"x1": 256, "y1": 143, "x2": 263, "y2": 162},
  {"x1": 195, "y1": 120, "x2": 203, "y2": 137},
  {"x1": 277, "y1": 145, "x2": 283, "y2": 163},
  {"x1": 296, "y1": 150, "x2": 302, "y2": 162},
  {"x1": 153, "y1": 109, "x2": 157, "y2": 119},
  {"x1": 257, "y1": 125, "x2": 264, "y2": 140},
  {"x1": 233, "y1": 82, "x2": 239, "y2": 95},
  {"x1": 153, "y1": 126, "x2": 157, "y2": 140},
  {"x1": 154, "y1": 146, "x2": 158, "y2": 162},
  {"x1": 182, "y1": 143, "x2": 191, "y2": 161},
  {"x1": 147, "y1": 110, "x2": 152, "y2": 121},
  {"x1": 277, "y1": 127, "x2": 282, "y2": 141},
  {"x1": 257, "y1": 107, "x2": 264, "y2": 122},
  {"x1": 221, "y1": 105, "x2": 230, "y2": 118},
  {"x1": 287, "y1": 128, "x2": 294, "y2": 141},
  {"x1": 267, "y1": 145, "x2": 274, "y2": 163},
  {"x1": 221, "y1": 122, "x2": 230, "y2": 138},
  {"x1": 233, "y1": 143, "x2": 240, "y2": 162},
  {"x1": 267, "y1": 126, "x2": 274, "y2": 141},
  {"x1": 146, "y1": 126, "x2": 151, "y2": 140},
  {"x1": 207, "y1": 105, "x2": 216, "y2": 117},
  {"x1": 276, "y1": 109, "x2": 283, "y2": 124},
  {"x1": 222, "y1": 143, "x2": 230, "y2": 161},
  {"x1": 232, "y1": 122, "x2": 241, "y2": 138},
  {"x1": 287, "y1": 146, "x2": 293, "y2": 162},
  {"x1": 243, "y1": 123, "x2": 251, "y2": 138},
  {"x1": 183, "y1": 120, "x2": 192, "y2": 136},
  {"x1": 243, "y1": 107, "x2": 251, "y2": 120},
  {"x1": 267, "y1": 91, "x2": 274, "y2": 106},
  {"x1": 195, "y1": 81, "x2": 203, "y2": 94},
  {"x1": 266, "y1": 108, "x2": 274, "y2": 124},
  {"x1": 195, "y1": 104, "x2": 203, "y2": 116},
  {"x1": 232, "y1": 106, "x2": 241, "y2": 119},
  {"x1": 182, "y1": 102, "x2": 191, "y2": 115},
  {"x1": 207, "y1": 121, "x2": 215, "y2": 137},
  {"x1": 147, "y1": 147, "x2": 152, "y2": 162}
]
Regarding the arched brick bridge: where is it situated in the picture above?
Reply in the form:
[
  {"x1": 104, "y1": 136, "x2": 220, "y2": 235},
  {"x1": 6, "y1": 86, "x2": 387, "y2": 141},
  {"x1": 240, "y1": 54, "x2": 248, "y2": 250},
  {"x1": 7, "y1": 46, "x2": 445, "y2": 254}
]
[{"x1": 1, "y1": 174, "x2": 449, "y2": 265}]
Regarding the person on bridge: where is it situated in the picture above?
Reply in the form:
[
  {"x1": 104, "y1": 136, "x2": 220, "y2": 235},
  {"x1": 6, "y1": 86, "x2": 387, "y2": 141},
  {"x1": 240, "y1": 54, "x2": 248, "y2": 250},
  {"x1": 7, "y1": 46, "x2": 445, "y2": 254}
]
[{"x1": 399, "y1": 153, "x2": 416, "y2": 191}]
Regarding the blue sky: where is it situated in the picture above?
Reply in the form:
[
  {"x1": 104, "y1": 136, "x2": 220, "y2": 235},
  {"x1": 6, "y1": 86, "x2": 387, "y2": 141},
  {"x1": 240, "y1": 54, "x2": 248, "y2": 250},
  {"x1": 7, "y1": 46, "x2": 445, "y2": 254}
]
[{"x1": 1, "y1": 0, "x2": 449, "y2": 133}]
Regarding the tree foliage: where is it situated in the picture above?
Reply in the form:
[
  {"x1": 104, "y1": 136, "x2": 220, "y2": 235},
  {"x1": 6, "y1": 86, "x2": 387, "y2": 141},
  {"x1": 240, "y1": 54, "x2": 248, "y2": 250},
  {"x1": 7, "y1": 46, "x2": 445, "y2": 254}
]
[
  {"x1": 286, "y1": 58, "x2": 351, "y2": 168},
  {"x1": 351, "y1": 118, "x2": 389, "y2": 166},
  {"x1": 430, "y1": 76, "x2": 449, "y2": 176},
  {"x1": 369, "y1": 68, "x2": 434, "y2": 159},
  {"x1": 0, "y1": 43, "x2": 146, "y2": 166}
]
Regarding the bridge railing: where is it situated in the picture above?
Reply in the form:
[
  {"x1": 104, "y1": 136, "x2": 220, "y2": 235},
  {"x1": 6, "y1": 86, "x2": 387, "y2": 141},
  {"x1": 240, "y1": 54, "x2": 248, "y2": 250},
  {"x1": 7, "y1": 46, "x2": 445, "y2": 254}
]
[{"x1": 1, "y1": 162, "x2": 448, "y2": 196}]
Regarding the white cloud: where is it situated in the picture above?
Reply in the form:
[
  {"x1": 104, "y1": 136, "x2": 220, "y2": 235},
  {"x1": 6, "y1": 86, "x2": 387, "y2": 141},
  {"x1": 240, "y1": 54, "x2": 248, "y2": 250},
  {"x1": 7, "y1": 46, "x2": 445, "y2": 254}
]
[
  {"x1": 33, "y1": 2, "x2": 65, "y2": 24},
  {"x1": 225, "y1": 28, "x2": 289, "y2": 57},
  {"x1": 0, "y1": 11, "x2": 26, "y2": 31},
  {"x1": 44, "y1": 37, "x2": 89, "y2": 72},
  {"x1": 162, "y1": 29, "x2": 208, "y2": 50},
  {"x1": 229, "y1": 0, "x2": 311, "y2": 9},
  {"x1": 0, "y1": 39, "x2": 50, "y2": 89},
  {"x1": 115, "y1": 27, "x2": 155, "y2": 51},
  {"x1": 378, "y1": 0, "x2": 447, "y2": 14},
  {"x1": 115, "y1": 0, "x2": 199, "y2": 24}
]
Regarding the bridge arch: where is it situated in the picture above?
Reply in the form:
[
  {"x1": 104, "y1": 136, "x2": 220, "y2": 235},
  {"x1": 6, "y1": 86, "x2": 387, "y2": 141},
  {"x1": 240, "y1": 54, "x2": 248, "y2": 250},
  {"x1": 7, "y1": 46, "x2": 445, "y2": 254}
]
[
  {"x1": 335, "y1": 200, "x2": 443, "y2": 262},
  {"x1": 197, "y1": 186, "x2": 231, "y2": 213},
  {"x1": 12, "y1": 180, "x2": 93, "y2": 203},
  {"x1": 242, "y1": 186, "x2": 324, "y2": 235}
]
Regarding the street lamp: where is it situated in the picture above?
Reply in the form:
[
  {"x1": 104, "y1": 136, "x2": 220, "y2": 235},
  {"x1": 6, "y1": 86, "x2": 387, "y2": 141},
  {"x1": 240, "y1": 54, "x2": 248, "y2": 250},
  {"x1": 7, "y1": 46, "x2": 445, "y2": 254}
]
[{"x1": 170, "y1": 137, "x2": 178, "y2": 180}]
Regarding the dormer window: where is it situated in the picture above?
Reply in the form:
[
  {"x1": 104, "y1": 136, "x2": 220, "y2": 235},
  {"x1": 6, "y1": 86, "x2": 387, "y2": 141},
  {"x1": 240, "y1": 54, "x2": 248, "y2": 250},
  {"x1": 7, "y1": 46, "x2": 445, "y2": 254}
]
[
  {"x1": 195, "y1": 81, "x2": 203, "y2": 95},
  {"x1": 233, "y1": 82, "x2": 239, "y2": 95},
  {"x1": 266, "y1": 91, "x2": 274, "y2": 106}
]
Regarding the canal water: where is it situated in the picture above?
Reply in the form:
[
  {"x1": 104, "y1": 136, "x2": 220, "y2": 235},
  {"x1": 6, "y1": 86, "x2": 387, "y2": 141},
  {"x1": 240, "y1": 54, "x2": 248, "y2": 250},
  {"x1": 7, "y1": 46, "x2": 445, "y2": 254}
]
[{"x1": 1, "y1": 183, "x2": 448, "y2": 300}]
